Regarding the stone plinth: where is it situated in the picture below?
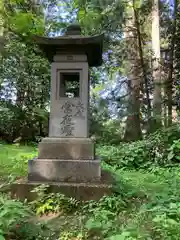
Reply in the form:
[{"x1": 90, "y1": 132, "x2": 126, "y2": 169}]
[
  {"x1": 10, "y1": 182, "x2": 112, "y2": 202},
  {"x1": 28, "y1": 159, "x2": 100, "y2": 183},
  {"x1": 10, "y1": 170, "x2": 113, "y2": 201},
  {"x1": 28, "y1": 137, "x2": 100, "y2": 183},
  {"x1": 38, "y1": 138, "x2": 95, "y2": 160}
]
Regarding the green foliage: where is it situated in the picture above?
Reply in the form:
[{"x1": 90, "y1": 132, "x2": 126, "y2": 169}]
[
  {"x1": 0, "y1": 144, "x2": 36, "y2": 179},
  {"x1": 98, "y1": 124, "x2": 180, "y2": 169},
  {"x1": 82, "y1": 196, "x2": 125, "y2": 239},
  {"x1": 0, "y1": 193, "x2": 33, "y2": 239},
  {"x1": 0, "y1": 38, "x2": 50, "y2": 143},
  {"x1": 82, "y1": 195, "x2": 126, "y2": 215},
  {"x1": 5, "y1": 0, "x2": 45, "y2": 37},
  {"x1": 0, "y1": 193, "x2": 55, "y2": 239},
  {"x1": 167, "y1": 139, "x2": 180, "y2": 162},
  {"x1": 139, "y1": 187, "x2": 180, "y2": 239},
  {"x1": 100, "y1": 120, "x2": 124, "y2": 144},
  {"x1": 0, "y1": 0, "x2": 179, "y2": 239},
  {"x1": 30, "y1": 185, "x2": 80, "y2": 215},
  {"x1": 91, "y1": 118, "x2": 124, "y2": 144},
  {"x1": 0, "y1": 181, "x2": 58, "y2": 240},
  {"x1": 1, "y1": 143, "x2": 180, "y2": 239},
  {"x1": 72, "y1": 167, "x2": 180, "y2": 240},
  {"x1": 59, "y1": 231, "x2": 87, "y2": 240},
  {"x1": 85, "y1": 210, "x2": 117, "y2": 238}
]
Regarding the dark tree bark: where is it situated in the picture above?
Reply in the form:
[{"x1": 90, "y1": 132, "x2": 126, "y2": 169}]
[
  {"x1": 133, "y1": 3, "x2": 152, "y2": 132},
  {"x1": 123, "y1": 4, "x2": 142, "y2": 142}
]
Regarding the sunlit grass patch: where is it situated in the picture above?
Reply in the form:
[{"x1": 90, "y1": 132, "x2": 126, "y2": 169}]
[{"x1": 0, "y1": 143, "x2": 37, "y2": 179}]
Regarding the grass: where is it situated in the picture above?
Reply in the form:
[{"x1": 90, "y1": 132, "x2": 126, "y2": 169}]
[
  {"x1": 45, "y1": 166, "x2": 180, "y2": 239},
  {"x1": 1, "y1": 143, "x2": 180, "y2": 239},
  {"x1": 0, "y1": 143, "x2": 37, "y2": 180},
  {"x1": 116, "y1": 168, "x2": 180, "y2": 197}
]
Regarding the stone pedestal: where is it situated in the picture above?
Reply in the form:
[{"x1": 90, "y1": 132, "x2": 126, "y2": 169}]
[
  {"x1": 28, "y1": 159, "x2": 101, "y2": 183},
  {"x1": 28, "y1": 137, "x2": 101, "y2": 183}
]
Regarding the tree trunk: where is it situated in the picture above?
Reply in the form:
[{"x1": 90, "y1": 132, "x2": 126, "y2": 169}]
[
  {"x1": 166, "y1": 0, "x2": 177, "y2": 126},
  {"x1": 0, "y1": 1, "x2": 3, "y2": 38},
  {"x1": 152, "y1": 0, "x2": 162, "y2": 130},
  {"x1": 123, "y1": 4, "x2": 142, "y2": 142},
  {"x1": 133, "y1": 4, "x2": 152, "y2": 131},
  {"x1": 0, "y1": 1, "x2": 4, "y2": 55}
]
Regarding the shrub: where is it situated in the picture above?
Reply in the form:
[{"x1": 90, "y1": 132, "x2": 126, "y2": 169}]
[
  {"x1": 97, "y1": 124, "x2": 180, "y2": 169},
  {"x1": 29, "y1": 185, "x2": 80, "y2": 215},
  {"x1": 167, "y1": 139, "x2": 180, "y2": 162},
  {"x1": 0, "y1": 193, "x2": 33, "y2": 239}
]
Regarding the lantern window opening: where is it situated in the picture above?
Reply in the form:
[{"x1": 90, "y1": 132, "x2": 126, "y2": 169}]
[{"x1": 59, "y1": 72, "x2": 80, "y2": 98}]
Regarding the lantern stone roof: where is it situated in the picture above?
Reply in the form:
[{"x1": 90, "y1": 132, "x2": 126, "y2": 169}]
[{"x1": 32, "y1": 24, "x2": 103, "y2": 67}]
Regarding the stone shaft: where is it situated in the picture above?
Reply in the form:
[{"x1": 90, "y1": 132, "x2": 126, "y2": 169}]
[{"x1": 49, "y1": 60, "x2": 89, "y2": 138}]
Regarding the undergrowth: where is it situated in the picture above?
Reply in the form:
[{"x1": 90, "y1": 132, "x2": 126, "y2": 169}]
[
  {"x1": 1, "y1": 167, "x2": 180, "y2": 239},
  {"x1": 0, "y1": 125, "x2": 180, "y2": 239},
  {"x1": 0, "y1": 143, "x2": 36, "y2": 179},
  {"x1": 14, "y1": 167, "x2": 179, "y2": 240},
  {"x1": 98, "y1": 124, "x2": 180, "y2": 169}
]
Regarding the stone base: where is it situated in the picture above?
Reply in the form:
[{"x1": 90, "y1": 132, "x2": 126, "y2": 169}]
[
  {"x1": 28, "y1": 159, "x2": 101, "y2": 183},
  {"x1": 38, "y1": 137, "x2": 95, "y2": 160},
  {"x1": 10, "y1": 182, "x2": 111, "y2": 201},
  {"x1": 8, "y1": 171, "x2": 114, "y2": 201}
]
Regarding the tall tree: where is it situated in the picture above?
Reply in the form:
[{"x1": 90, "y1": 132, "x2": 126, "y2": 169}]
[
  {"x1": 0, "y1": 0, "x2": 3, "y2": 38},
  {"x1": 174, "y1": 0, "x2": 180, "y2": 116},
  {"x1": 166, "y1": 0, "x2": 177, "y2": 126},
  {"x1": 133, "y1": 1, "x2": 152, "y2": 131},
  {"x1": 152, "y1": 0, "x2": 162, "y2": 129},
  {"x1": 123, "y1": 2, "x2": 142, "y2": 141},
  {"x1": 0, "y1": 0, "x2": 51, "y2": 142}
]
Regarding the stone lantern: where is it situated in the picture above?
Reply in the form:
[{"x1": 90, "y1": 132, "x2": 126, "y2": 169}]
[{"x1": 28, "y1": 24, "x2": 104, "y2": 183}]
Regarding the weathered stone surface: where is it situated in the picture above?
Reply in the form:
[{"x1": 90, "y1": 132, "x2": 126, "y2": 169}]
[
  {"x1": 38, "y1": 138, "x2": 95, "y2": 160},
  {"x1": 28, "y1": 159, "x2": 100, "y2": 183},
  {"x1": 7, "y1": 170, "x2": 113, "y2": 201},
  {"x1": 50, "y1": 61, "x2": 89, "y2": 138},
  {"x1": 10, "y1": 181, "x2": 112, "y2": 201}
]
